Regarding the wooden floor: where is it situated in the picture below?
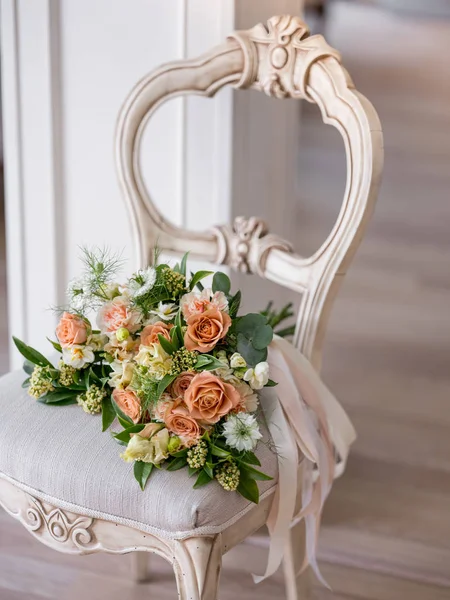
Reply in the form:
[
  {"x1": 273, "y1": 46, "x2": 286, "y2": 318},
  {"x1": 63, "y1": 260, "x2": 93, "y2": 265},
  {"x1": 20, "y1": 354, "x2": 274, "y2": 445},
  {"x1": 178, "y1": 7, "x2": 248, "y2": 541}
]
[{"x1": 2, "y1": 2, "x2": 450, "y2": 598}]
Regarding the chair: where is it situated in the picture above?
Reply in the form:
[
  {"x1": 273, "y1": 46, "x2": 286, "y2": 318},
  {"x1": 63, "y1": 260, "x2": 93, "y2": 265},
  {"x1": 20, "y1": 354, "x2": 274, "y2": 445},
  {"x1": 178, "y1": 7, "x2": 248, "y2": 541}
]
[{"x1": 0, "y1": 15, "x2": 383, "y2": 600}]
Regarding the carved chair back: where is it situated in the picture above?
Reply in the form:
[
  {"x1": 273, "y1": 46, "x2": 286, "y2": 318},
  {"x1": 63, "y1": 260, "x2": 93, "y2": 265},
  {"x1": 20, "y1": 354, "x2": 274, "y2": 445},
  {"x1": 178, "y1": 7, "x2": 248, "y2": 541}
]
[{"x1": 115, "y1": 15, "x2": 383, "y2": 370}]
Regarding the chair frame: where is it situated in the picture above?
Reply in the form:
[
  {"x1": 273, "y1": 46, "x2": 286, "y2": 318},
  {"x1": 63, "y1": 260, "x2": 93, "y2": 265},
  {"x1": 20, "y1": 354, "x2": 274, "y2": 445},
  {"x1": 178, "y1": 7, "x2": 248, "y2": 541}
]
[{"x1": 0, "y1": 15, "x2": 383, "y2": 600}]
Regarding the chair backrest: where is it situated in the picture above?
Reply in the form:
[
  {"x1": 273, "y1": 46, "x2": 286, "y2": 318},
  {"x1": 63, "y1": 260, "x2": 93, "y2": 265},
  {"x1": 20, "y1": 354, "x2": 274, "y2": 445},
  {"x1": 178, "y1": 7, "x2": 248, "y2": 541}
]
[{"x1": 115, "y1": 15, "x2": 383, "y2": 371}]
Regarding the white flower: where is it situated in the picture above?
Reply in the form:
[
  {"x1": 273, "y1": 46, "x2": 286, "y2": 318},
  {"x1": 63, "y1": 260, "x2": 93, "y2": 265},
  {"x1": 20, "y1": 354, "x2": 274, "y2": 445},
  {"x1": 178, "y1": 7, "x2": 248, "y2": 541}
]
[
  {"x1": 109, "y1": 359, "x2": 135, "y2": 389},
  {"x1": 149, "y1": 301, "x2": 178, "y2": 321},
  {"x1": 230, "y1": 352, "x2": 246, "y2": 369},
  {"x1": 223, "y1": 413, "x2": 262, "y2": 451},
  {"x1": 243, "y1": 362, "x2": 269, "y2": 390},
  {"x1": 62, "y1": 345, "x2": 95, "y2": 369},
  {"x1": 128, "y1": 267, "x2": 157, "y2": 299},
  {"x1": 135, "y1": 342, "x2": 173, "y2": 380},
  {"x1": 67, "y1": 277, "x2": 89, "y2": 312},
  {"x1": 88, "y1": 332, "x2": 108, "y2": 351},
  {"x1": 234, "y1": 381, "x2": 259, "y2": 412}
]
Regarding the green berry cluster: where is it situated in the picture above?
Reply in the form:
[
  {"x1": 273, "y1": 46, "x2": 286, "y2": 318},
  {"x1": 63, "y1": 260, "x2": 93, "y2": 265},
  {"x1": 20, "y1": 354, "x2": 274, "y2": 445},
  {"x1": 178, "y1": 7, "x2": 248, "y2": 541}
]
[
  {"x1": 169, "y1": 348, "x2": 198, "y2": 375},
  {"x1": 162, "y1": 268, "x2": 186, "y2": 297},
  {"x1": 58, "y1": 362, "x2": 76, "y2": 387},
  {"x1": 215, "y1": 461, "x2": 240, "y2": 492},
  {"x1": 77, "y1": 384, "x2": 106, "y2": 415},
  {"x1": 28, "y1": 365, "x2": 54, "y2": 399},
  {"x1": 187, "y1": 440, "x2": 208, "y2": 469}
]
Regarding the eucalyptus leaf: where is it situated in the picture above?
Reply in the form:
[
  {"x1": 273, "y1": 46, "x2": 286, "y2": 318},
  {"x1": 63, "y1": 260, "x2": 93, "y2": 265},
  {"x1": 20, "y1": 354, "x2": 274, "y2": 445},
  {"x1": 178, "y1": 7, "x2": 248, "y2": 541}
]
[
  {"x1": 236, "y1": 333, "x2": 267, "y2": 367},
  {"x1": 212, "y1": 271, "x2": 231, "y2": 295},
  {"x1": 252, "y1": 324, "x2": 273, "y2": 350},
  {"x1": 235, "y1": 313, "x2": 268, "y2": 337},
  {"x1": 23, "y1": 360, "x2": 35, "y2": 375},
  {"x1": 134, "y1": 461, "x2": 154, "y2": 491}
]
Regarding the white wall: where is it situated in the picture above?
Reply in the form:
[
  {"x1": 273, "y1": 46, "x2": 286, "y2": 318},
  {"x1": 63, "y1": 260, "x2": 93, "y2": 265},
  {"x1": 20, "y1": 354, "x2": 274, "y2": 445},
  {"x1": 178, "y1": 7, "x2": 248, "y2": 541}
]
[{"x1": 1, "y1": 0, "x2": 302, "y2": 368}]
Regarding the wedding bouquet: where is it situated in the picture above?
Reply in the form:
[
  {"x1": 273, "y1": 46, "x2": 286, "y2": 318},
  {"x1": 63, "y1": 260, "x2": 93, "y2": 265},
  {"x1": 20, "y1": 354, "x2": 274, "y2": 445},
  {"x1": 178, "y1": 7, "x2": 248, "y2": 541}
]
[{"x1": 14, "y1": 249, "x2": 294, "y2": 503}]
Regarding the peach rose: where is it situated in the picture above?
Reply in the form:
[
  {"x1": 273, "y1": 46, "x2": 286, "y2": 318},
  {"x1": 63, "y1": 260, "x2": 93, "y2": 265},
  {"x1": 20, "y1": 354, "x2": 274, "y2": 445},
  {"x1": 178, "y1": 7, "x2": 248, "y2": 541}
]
[
  {"x1": 56, "y1": 312, "x2": 88, "y2": 348},
  {"x1": 184, "y1": 308, "x2": 231, "y2": 353},
  {"x1": 171, "y1": 372, "x2": 195, "y2": 398},
  {"x1": 184, "y1": 371, "x2": 241, "y2": 424},
  {"x1": 140, "y1": 321, "x2": 173, "y2": 347},
  {"x1": 112, "y1": 388, "x2": 141, "y2": 423},
  {"x1": 164, "y1": 398, "x2": 202, "y2": 441},
  {"x1": 97, "y1": 297, "x2": 141, "y2": 334}
]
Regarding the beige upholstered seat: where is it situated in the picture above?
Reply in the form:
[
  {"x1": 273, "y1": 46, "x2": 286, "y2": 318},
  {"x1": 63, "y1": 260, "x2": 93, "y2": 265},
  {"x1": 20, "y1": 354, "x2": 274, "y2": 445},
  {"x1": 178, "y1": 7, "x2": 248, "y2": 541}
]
[{"x1": 0, "y1": 370, "x2": 278, "y2": 538}]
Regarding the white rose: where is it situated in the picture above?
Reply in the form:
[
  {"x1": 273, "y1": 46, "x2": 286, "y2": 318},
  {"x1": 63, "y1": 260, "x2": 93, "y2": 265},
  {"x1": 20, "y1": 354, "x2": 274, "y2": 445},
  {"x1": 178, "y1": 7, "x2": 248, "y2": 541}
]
[{"x1": 243, "y1": 361, "x2": 269, "y2": 390}]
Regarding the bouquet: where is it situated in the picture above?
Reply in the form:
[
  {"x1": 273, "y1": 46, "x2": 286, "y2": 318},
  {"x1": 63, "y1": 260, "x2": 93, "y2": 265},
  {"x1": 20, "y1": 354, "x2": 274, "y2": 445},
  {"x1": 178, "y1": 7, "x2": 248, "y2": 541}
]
[{"x1": 14, "y1": 248, "x2": 294, "y2": 503}]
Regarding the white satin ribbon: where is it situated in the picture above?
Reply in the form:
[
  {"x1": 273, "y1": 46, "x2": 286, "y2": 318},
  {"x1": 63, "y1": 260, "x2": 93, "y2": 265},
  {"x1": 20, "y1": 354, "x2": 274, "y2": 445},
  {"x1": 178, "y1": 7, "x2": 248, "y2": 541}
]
[{"x1": 254, "y1": 335, "x2": 356, "y2": 584}]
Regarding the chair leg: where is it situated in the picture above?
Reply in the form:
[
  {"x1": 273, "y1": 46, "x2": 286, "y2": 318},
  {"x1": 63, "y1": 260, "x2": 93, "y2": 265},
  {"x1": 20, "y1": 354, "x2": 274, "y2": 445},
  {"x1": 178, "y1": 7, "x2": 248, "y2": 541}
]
[
  {"x1": 173, "y1": 535, "x2": 222, "y2": 600},
  {"x1": 282, "y1": 521, "x2": 311, "y2": 600},
  {"x1": 131, "y1": 551, "x2": 149, "y2": 583}
]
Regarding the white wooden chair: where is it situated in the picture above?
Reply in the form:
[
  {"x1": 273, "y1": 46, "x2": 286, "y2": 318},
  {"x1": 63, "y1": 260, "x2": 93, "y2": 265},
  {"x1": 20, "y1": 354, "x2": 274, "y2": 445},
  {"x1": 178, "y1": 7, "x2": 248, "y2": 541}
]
[{"x1": 0, "y1": 15, "x2": 383, "y2": 600}]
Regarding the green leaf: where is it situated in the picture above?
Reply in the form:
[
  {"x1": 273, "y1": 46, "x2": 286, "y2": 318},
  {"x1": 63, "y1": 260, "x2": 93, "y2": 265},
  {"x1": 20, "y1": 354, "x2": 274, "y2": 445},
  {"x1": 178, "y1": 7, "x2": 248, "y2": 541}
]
[
  {"x1": 42, "y1": 390, "x2": 79, "y2": 403},
  {"x1": 156, "y1": 373, "x2": 177, "y2": 399},
  {"x1": 211, "y1": 445, "x2": 230, "y2": 458},
  {"x1": 157, "y1": 334, "x2": 176, "y2": 356},
  {"x1": 21, "y1": 377, "x2": 31, "y2": 388},
  {"x1": 134, "y1": 461, "x2": 154, "y2": 491},
  {"x1": 193, "y1": 469, "x2": 213, "y2": 489},
  {"x1": 241, "y1": 451, "x2": 261, "y2": 466},
  {"x1": 166, "y1": 457, "x2": 188, "y2": 471},
  {"x1": 180, "y1": 252, "x2": 189, "y2": 277},
  {"x1": 113, "y1": 423, "x2": 145, "y2": 443},
  {"x1": 252, "y1": 324, "x2": 273, "y2": 350},
  {"x1": 212, "y1": 272, "x2": 231, "y2": 295},
  {"x1": 237, "y1": 474, "x2": 260, "y2": 504},
  {"x1": 188, "y1": 466, "x2": 198, "y2": 477},
  {"x1": 101, "y1": 396, "x2": 116, "y2": 432},
  {"x1": 38, "y1": 397, "x2": 78, "y2": 406},
  {"x1": 240, "y1": 464, "x2": 273, "y2": 481},
  {"x1": 265, "y1": 379, "x2": 278, "y2": 387},
  {"x1": 112, "y1": 398, "x2": 134, "y2": 425},
  {"x1": 203, "y1": 463, "x2": 214, "y2": 479},
  {"x1": 23, "y1": 360, "x2": 35, "y2": 375},
  {"x1": 228, "y1": 290, "x2": 242, "y2": 319},
  {"x1": 13, "y1": 337, "x2": 53, "y2": 368},
  {"x1": 171, "y1": 448, "x2": 189, "y2": 458},
  {"x1": 235, "y1": 314, "x2": 268, "y2": 337},
  {"x1": 84, "y1": 368, "x2": 90, "y2": 390},
  {"x1": 170, "y1": 326, "x2": 181, "y2": 350},
  {"x1": 189, "y1": 271, "x2": 213, "y2": 291},
  {"x1": 236, "y1": 334, "x2": 267, "y2": 367},
  {"x1": 194, "y1": 354, "x2": 226, "y2": 372},
  {"x1": 46, "y1": 337, "x2": 62, "y2": 353}
]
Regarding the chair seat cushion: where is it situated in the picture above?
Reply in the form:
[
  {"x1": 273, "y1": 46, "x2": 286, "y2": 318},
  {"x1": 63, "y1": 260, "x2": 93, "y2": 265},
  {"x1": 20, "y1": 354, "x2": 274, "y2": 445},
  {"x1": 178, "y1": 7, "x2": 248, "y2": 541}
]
[{"x1": 0, "y1": 370, "x2": 278, "y2": 539}]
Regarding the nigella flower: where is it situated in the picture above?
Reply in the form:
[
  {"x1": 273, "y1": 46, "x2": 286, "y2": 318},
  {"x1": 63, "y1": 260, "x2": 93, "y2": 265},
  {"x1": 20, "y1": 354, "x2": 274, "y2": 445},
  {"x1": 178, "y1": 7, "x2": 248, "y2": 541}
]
[
  {"x1": 223, "y1": 413, "x2": 262, "y2": 451},
  {"x1": 67, "y1": 277, "x2": 89, "y2": 312},
  {"x1": 129, "y1": 267, "x2": 157, "y2": 299}
]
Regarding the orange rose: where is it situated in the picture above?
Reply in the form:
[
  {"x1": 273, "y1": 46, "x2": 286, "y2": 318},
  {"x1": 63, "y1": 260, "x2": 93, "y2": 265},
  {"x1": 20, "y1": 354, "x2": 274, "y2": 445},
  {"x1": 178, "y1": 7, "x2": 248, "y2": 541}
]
[
  {"x1": 184, "y1": 308, "x2": 231, "y2": 353},
  {"x1": 140, "y1": 321, "x2": 173, "y2": 346},
  {"x1": 164, "y1": 398, "x2": 202, "y2": 441},
  {"x1": 56, "y1": 312, "x2": 88, "y2": 348},
  {"x1": 112, "y1": 388, "x2": 141, "y2": 423},
  {"x1": 171, "y1": 372, "x2": 195, "y2": 398},
  {"x1": 184, "y1": 371, "x2": 240, "y2": 424}
]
